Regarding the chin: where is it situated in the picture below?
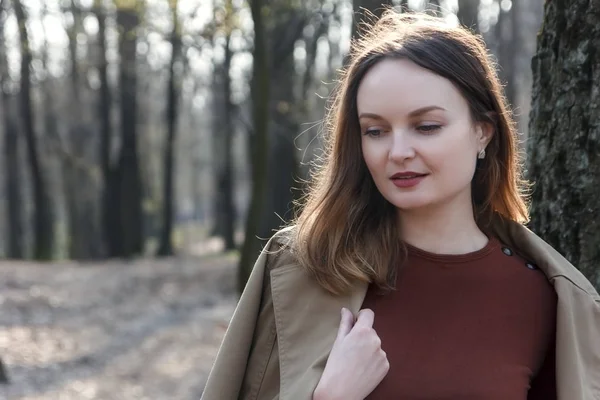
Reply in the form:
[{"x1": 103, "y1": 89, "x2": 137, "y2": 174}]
[{"x1": 384, "y1": 195, "x2": 435, "y2": 211}]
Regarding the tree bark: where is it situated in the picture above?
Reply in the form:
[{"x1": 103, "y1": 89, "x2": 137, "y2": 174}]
[
  {"x1": 157, "y1": 0, "x2": 182, "y2": 256},
  {"x1": 210, "y1": 7, "x2": 236, "y2": 251},
  {"x1": 94, "y1": 0, "x2": 113, "y2": 257},
  {"x1": 457, "y1": 0, "x2": 479, "y2": 33},
  {"x1": 2, "y1": 98, "x2": 22, "y2": 259},
  {"x1": 114, "y1": 1, "x2": 144, "y2": 257},
  {"x1": 0, "y1": 9, "x2": 23, "y2": 258},
  {"x1": 528, "y1": 0, "x2": 600, "y2": 290},
  {"x1": 220, "y1": 31, "x2": 236, "y2": 251},
  {"x1": 239, "y1": 0, "x2": 270, "y2": 293},
  {"x1": 13, "y1": 0, "x2": 54, "y2": 260}
]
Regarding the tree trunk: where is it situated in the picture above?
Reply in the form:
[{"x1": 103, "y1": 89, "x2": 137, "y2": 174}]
[
  {"x1": 210, "y1": 20, "x2": 236, "y2": 251},
  {"x1": 508, "y1": 0, "x2": 520, "y2": 108},
  {"x1": 94, "y1": 0, "x2": 113, "y2": 257},
  {"x1": 0, "y1": 356, "x2": 8, "y2": 383},
  {"x1": 239, "y1": 0, "x2": 270, "y2": 293},
  {"x1": 63, "y1": 0, "x2": 101, "y2": 260},
  {"x1": 210, "y1": 50, "x2": 226, "y2": 239},
  {"x1": 114, "y1": 2, "x2": 144, "y2": 257},
  {"x1": 457, "y1": 0, "x2": 479, "y2": 33},
  {"x1": 527, "y1": 0, "x2": 600, "y2": 290},
  {"x1": 495, "y1": 4, "x2": 517, "y2": 108},
  {"x1": 258, "y1": 11, "x2": 302, "y2": 244},
  {"x1": 2, "y1": 98, "x2": 22, "y2": 259},
  {"x1": 220, "y1": 31, "x2": 236, "y2": 251},
  {"x1": 157, "y1": 0, "x2": 182, "y2": 256},
  {"x1": 13, "y1": 0, "x2": 54, "y2": 260},
  {"x1": 1, "y1": 4, "x2": 24, "y2": 259}
]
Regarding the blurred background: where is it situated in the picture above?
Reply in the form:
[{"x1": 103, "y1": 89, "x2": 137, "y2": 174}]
[
  {"x1": 0, "y1": 0, "x2": 598, "y2": 399},
  {"x1": 0, "y1": 0, "x2": 542, "y2": 265}
]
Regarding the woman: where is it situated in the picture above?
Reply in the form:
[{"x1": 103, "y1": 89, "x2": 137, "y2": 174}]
[{"x1": 202, "y1": 11, "x2": 600, "y2": 400}]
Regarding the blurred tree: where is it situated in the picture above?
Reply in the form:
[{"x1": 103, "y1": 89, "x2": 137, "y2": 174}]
[
  {"x1": 301, "y1": 4, "x2": 333, "y2": 102},
  {"x1": 157, "y1": 0, "x2": 183, "y2": 256},
  {"x1": 528, "y1": 0, "x2": 600, "y2": 290},
  {"x1": 39, "y1": 3, "x2": 66, "y2": 259},
  {"x1": 210, "y1": 0, "x2": 236, "y2": 251},
  {"x1": 13, "y1": 0, "x2": 54, "y2": 260},
  {"x1": 508, "y1": 0, "x2": 519, "y2": 107},
  {"x1": 1, "y1": 0, "x2": 23, "y2": 258},
  {"x1": 457, "y1": 0, "x2": 479, "y2": 33},
  {"x1": 93, "y1": 0, "x2": 113, "y2": 257},
  {"x1": 257, "y1": 1, "x2": 308, "y2": 249},
  {"x1": 0, "y1": 355, "x2": 7, "y2": 383},
  {"x1": 62, "y1": 0, "x2": 103, "y2": 259},
  {"x1": 495, "y1": 0, "x2": 518, "y2": 108},
  {"x1": 239, "y1": 0, "x2": 270, "y2": 292},
  {"x1": 297, "y1": 2, "x2": 337, "y2": 178},
  {"x1": 111, "y1": 0, "x2": 144, "y2": 257}
]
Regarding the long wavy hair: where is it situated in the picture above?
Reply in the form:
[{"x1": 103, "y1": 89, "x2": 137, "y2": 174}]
[{"x1": 291, "y1": 11, "x2": 530, "y2": 295}]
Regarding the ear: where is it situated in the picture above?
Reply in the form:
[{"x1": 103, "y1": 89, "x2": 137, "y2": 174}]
[{"x1": 475, "y1": 122, "x2": 494, "y2": 150}]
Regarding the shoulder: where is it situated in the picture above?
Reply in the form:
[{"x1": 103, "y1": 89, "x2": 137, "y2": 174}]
[
  {"x1": 263, "y1": 225, "x2": 302, "y2": 273},
  {"x1": 491, "y1": 215, "x2": 599, "y2": 302}
]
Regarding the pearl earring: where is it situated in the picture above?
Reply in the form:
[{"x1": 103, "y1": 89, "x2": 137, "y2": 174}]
[{"x1": 478, "y1": 149, "x2": 486, "y2": 159}]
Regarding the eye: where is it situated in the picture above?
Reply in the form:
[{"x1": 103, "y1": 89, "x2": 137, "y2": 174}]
[
  {"x1": 416, "y1": 124, "x2": 442, "y2": 134},
  {"x1": 363, "y1": 128, "x2": 383, "y2": 137}
]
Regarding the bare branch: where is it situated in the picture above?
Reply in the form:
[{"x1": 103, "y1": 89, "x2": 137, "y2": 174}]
[{"x1": 43, "y1": 128, "x2": 101, "y2": 184}]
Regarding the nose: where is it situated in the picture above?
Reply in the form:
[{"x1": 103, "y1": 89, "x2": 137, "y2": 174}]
[{"x1": 388, "y1": 130, "x2": 416, "y2": 163}]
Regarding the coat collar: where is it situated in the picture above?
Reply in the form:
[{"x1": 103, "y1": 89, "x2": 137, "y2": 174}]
[{"x1": 489, "y1": 214, "x2": 599, "y2": 299}]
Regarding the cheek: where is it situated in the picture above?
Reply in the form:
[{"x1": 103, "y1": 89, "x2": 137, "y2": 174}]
[
  {"x1": 432, "y1": 141, "x2": 477, "y2": 180},
  {"x1": 361, "y1": 140, "x2": 382, "y2": 174},
  {"x1": 425, "y1": 133, "x2": 477, "y2": 177}
]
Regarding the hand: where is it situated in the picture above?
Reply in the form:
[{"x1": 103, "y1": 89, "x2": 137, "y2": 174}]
[{"x1": 313, "y1": 308, "x2": 389, "y2": 400}]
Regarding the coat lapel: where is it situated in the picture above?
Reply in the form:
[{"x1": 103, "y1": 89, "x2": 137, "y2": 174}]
[
  {"x1": 201, "y1": 236, "x2": 275, "y2": 400},
  {"x1": 270, "y1": 263, "x2": 368, "y2": 398}
]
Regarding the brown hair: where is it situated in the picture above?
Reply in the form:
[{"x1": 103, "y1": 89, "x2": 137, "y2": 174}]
[{"x1": 291, "y1": 11, "x2": 529, "y2": 295}]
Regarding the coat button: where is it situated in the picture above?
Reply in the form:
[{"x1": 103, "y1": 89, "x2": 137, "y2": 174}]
[
  {"x1": 502, "y1": 247, "x2": 513, "y2": 256},
  {"x1": 526, "y1": 263, "x2": 537, "y2": 270}
]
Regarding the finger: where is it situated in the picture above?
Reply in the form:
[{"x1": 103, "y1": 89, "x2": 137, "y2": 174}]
[
  {"x1": 336, "y1": 308, "x2": 354, "y2": 340},
  {"x1": 355, "y1": 308, "x2": 375, "y2": 328}
]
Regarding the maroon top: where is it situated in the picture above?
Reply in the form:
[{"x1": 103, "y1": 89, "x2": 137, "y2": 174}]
[{"x1": 361, "y1": 236, "x2": 557, "y2": 399}]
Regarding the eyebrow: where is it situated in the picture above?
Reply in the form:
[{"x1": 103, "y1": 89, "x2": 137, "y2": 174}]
[{"x1": 358, "y1": 106, "x2": 447, "y2": 120}]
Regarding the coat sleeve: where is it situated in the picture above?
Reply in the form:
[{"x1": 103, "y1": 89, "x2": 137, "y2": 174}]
[{"x1": 201, "y1": 234, "x2": 289, "y2": 400}]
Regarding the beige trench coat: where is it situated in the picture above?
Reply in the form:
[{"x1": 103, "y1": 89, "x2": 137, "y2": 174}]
[{"x1": 202, "y1": 217, "x2": 600, "y2": 400}]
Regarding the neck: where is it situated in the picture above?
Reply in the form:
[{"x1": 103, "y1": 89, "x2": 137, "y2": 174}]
[{"x1": 398, "y1": 196, "x2": 488, "y2": 255}]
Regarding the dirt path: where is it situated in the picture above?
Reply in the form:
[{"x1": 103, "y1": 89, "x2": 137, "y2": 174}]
[{"x1": 0, "y1": 255, "x2": 237, "y2": 400}]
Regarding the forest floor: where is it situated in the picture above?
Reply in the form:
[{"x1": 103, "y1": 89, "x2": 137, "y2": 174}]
[{"x1": 0, "y1": 240, "x2": 237, "y2": 400}]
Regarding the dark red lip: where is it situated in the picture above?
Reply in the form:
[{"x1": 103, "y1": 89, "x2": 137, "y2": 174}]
[
  {"x1": 390, "y1": 173, "x2": 427, "y2": 188},
  {"x1": 390, "y1": 172, "x2": 427, "y2": 179}
]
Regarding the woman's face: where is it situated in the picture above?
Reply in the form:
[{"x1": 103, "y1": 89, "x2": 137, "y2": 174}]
[{"x1": 357, "y1": 58, "x2": 492, "y2": 213}]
